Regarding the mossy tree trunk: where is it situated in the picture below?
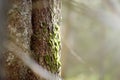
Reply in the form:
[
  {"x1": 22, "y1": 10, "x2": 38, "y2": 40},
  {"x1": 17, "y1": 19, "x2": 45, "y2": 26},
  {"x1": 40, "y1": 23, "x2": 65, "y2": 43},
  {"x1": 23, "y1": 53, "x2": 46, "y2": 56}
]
[
  {"x1": 5, "y1": 0, "x2": 61, "y2": 80},
  {"x1": 31, "y1": 0, "x2": 61, "y2": 73}
]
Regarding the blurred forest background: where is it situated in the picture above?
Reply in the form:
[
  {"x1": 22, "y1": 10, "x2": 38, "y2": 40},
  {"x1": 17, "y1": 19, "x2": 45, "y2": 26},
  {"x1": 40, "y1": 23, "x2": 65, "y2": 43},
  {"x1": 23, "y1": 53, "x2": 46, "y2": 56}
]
[{"x1": 61, "y1": 0, "x2": 120, "y2": 80}]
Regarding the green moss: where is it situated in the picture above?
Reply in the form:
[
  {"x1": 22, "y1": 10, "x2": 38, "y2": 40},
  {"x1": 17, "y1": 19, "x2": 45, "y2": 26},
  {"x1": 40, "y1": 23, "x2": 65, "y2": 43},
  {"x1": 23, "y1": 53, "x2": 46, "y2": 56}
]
[
  {"x1": 45, "y1": 23, "x2": 61, "y2": 73},
  {"x1": 32, "y1": 22, "x2": 61, "y2": 73}
]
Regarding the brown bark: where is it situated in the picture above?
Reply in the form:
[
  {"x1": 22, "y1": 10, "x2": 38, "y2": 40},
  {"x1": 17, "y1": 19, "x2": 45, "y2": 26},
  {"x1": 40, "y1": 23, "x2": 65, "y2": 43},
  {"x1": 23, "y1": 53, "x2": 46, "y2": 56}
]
[
  {"x1": 31, "y1": 0, "x2": 61, "y2": 74},
  {"x1": 5, "y1": 0, "x2": 37, "y2": 80},
  {"x1": 5, "y1": 0, "x2": 61, "y2": 80}
]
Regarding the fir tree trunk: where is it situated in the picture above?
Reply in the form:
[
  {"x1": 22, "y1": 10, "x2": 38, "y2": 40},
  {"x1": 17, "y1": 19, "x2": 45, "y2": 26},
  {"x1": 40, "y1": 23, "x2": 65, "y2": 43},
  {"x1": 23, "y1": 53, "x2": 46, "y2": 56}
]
[{"x1": 5, "y1": 0, "x2": 61, "y2": 80}]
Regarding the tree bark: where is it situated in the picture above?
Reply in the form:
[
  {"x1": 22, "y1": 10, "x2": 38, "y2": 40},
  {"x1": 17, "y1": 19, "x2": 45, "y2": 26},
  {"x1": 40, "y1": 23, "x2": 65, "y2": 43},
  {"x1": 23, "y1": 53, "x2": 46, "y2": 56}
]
[
  {"x1": 5, "y1": 0, "x2": 61, "y2": 80},
  {"x1": 31, "y1": 0, "x2": 61, "y2": 73},
  {"x1": 5, "y1": 0, "x2": 37, "y2": 80}
]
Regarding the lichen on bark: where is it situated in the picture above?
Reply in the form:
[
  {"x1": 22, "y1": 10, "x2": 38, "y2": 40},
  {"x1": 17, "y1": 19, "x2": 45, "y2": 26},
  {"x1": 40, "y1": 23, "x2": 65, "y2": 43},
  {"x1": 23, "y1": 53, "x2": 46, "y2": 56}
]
[{"x1": 31, "y1": 0, "x2": 61, "y2": 74}]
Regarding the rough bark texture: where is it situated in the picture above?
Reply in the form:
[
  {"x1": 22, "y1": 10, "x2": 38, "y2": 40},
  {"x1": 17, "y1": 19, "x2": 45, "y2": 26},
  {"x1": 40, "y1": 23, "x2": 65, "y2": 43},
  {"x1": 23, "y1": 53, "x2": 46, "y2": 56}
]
[
  {"x1": 5, "y1": 0, "x2": 37, "y2": 80},
  {"x1": 31, "y1": 0, "x2": 61, "y2": 74},
  {"x1": 5, "y1": 0, "x2": 61, "y2": 80}
]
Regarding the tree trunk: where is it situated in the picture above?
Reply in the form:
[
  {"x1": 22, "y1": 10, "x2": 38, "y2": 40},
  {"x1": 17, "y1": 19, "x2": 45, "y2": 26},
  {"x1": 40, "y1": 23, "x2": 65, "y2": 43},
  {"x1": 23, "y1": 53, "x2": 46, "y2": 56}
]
[
  {"x1": 5, "y1": 0, "x2": 36, "y2": 80},
  {"x1": 31, "y1": 0, "x2": 61, "y2": 73},
  {"x1": 5, "y1": 0, "x2": 61, "y2": 80}
]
